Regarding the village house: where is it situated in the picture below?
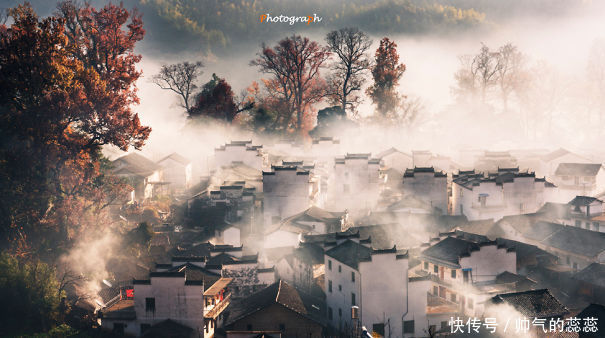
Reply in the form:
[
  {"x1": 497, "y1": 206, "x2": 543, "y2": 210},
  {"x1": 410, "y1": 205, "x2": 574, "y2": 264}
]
[
  {"x1": 485, "y1": 289, "x2": 569, "y2": 337},
  {"x1": 99, "y1": 264, "x2": 233, "y2": 338},
  {"x1": 263, "y1": 165, "x2": 313, "y2": 226},
  {"x1": 553, "y1": 163, "x2": 605, "y2": 202},
  {"x1": 224, "y1": 280, "x2": 326, "y2": 337},
  {"x1": 214, "y1": 141, "x2": 267, "y2": 171},
  {"x1": 156, "y1": 152, "x2": 192, "y2": 193},
  {"x1": 324, "y1": 237, "x2": 408, "y2": 337},
  {"x1": 310, "y1": 136, "x2": 342, "y2": 161},
  {"x1": 402, "y1": 167, "x2": 448, "y2": 214},
  {"x1": 376, "y1": 147, "x2": 414, "y2": 173},
  {"x1": 473, "y1": 151, "x2": 518, "y2": 173},
  {"x1": 275, "y1": 242, "x2": 324, "y2": 293},
  {"x1": 567, "y1": 195, "x2": 603, "y2": 231},
  {"x1": 451, "y1": 168, "x2": 556, "y2": 221},
  {"x1": 112, "y1": 152, "x2": 164, "y2": 201},
  {"x1": 573, "y1": 263, "x2": 605, "y2": 305},
  {"x1": 540, "y1": 148, "x2": 591, "y2": 178},
  {"x1": 328, "y1": 153, "x2": 381, "y2": 211},
  {"x1": 264, "y1": 206, "x2": 348, "y2": 249}
]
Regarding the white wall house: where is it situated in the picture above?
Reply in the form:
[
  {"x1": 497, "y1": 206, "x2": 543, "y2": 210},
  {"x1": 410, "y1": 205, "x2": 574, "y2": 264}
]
[
  {"x1": 402, "y1": 167, "x2": 448, "y2": 214},
  {"x1": 156, "y1": 152, "x2": 192, "y2": 192},
  {"x1": 328, "y1": 153, "x2": 381, "y2": 211},
  {"x1": 376, "y1": 147, "x2": 413, "y2": 173},
  {"x1": 567, "y1": 196, "x2": 604, "y2": 231},
  {"x1": 214, "y1": 141, "x2": 266, "y2": 171},
  {"x1": 324, "y1": 238, "x2": 408, "y2": 337},
  {"x1": 262, "y1": 165, "x2": 312, "y2": 226},
  {"x1": 451, "y1": 168, "x2": 556, "y2": 221},
  {"x1": 112, "y1": 153, "x2": 164, "y2": 201},
  {"x1": 540, "y1": 148, "x2": 591, "y2": 178},
  {"x1": 553, "y1": 163, "x2": 605, "y2": 202}
]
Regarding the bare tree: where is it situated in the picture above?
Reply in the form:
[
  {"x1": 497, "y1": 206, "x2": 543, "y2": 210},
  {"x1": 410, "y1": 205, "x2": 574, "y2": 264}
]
[
  {"x1": 325, "y1": 27, "x2": 372, "y2": 116},
  {"x1": 152, "y1": 61, "x2": 204, "y2": 114},
  {"x1": 472, "y1": 43, "x2": 503, "y2": 103},
  {"x1": 496, "y1": 43, "x2": 526, "y2": 112},
  {"x1": 251, "y1": 35, "x2": 330, "y2": 131}
]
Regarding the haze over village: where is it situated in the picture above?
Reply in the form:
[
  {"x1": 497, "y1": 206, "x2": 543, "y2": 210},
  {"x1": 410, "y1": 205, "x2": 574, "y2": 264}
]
[{"x1": 2, "y1": 0, "x2": 605, "y2": 337}]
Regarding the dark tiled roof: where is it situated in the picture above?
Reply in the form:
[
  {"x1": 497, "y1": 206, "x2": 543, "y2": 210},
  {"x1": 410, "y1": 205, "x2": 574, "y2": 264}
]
[
  {"x1": 453, "y1": 169, "x2": 548, "y2": 189},
  {"x1": 555, "y1": 163, "x2": 602, "y2": 176},
  {"x1": 576, "y1": 303, "x2": 605, "y2": 336},
  {"x1": 266, "y1": 206, "x2": 343, "y2": 235},
  {"x1": 100, "y1": 299, "x2": 136, "y2": 320},
  {"x1": 420, "y1": 236, "x2": 481, "y2": 268},
  {"x1": 403, "y1": 166, "x2": 446, "y2": 178},
  {"x1": 495, "y1": 238, "x2": 556, "y2": 262},
  {"x1": 490, "y1": 289, "x2": 569, "y2": 319},
  {"x1": 225, "y1": 280, "x2": 325, "y2": 327},
  {"x1": 112, "y1": 153, "x2": 160, "y2": 176},
  {"x1": 168, "y1": 263, "x2": 221, "y2": 286},
  {"x1": 568, "y1": 196, "x2": 602, "y2": 206},
  {"x1": 540, "y1": 226, "x2": 605, "y2": 258},
  {"x1": 573, "y1": 263, "x2": 605, "y2": 288},
  {"x1": 157, "y1": 152, "x2": 190, "y2": 165},
  {"x1": 325, "y1": 239, "x2": 372, "y2": 269},
  {"x1": 522, "y1": 221, "x2": 563, "y2": 242}
]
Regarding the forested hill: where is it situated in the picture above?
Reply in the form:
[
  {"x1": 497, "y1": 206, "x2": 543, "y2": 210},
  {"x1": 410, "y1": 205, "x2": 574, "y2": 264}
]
[{"x1": 3, "y1": 0, "x2": 593, "y2": 54}]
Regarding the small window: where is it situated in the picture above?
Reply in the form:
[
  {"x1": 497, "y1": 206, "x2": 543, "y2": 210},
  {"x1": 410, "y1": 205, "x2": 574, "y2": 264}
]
[
  {"x1": 434, "y1": 265, "x2": 438, "y2": 273},
  {"x1": 145, "y1": 297, "x2": 155, "y2": 313},
  {"x1": 328, "y1": 260, "x2": 332, "y2": 270},
  {"x1": 140, "y1": 324, "x2": 150, "y2": 333},
  {"x1": 328, "y1": 280, "x2": 332, "y2": 293},
  {"x1": 328, "y1": 307, "x2": 333, "y2": 320},
  {"x1": 351, "y1": 271, "x2": 355, "y2": 282},
  {"x1": 423, "y1": 262, "x2": 428, "y2": 270},
  {"x1": 403, "y1": 320, "x2": 415, "y2": 334},
  {"x1": 373, "y1": 323, "x2": 385, "y2": 336},
  {"x1": 339, "y1": 308, "x2": 342, "y2": 317},
  {"x1": 351, "y1": 293, "x2": 356, "y2": 306},
  {"x1": 451, "y1": 269, "x2": 456, "y2": 279},
  {"x1": 575, "y1": 220, "x2": 582, "y2": 227},
  {"x1": 441, "y1": 321, "x2": 448, "y2": 329},
  {"x1": 338, "y1": 265, "x2": 342, "y2": 273},
  {"x1": 450, "y1": 294, "x2": 457, "y2": 303},
  {"x1": 338, "y1": 284, "x2": 342, "y2": 292},
  {"x1": 279, "y1": 323, "x2": 285, "y2": 331}
]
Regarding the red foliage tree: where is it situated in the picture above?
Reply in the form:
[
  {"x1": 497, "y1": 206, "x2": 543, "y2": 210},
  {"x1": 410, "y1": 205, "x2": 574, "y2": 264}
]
[
  {"x1": 0, "y1": 2, "x2": 150, "y2": 255},
  {"x1": 367, "y1": 37, "x2": 406, "y2": 116},
  {"x1": 190, "y1": 73, "x2": 239, "y2": 121}
]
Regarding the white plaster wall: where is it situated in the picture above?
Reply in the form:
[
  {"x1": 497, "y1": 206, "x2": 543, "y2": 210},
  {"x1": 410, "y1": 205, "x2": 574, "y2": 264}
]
[{"x1": 459, "y1": 245, "x2": 516, "y2": 283}]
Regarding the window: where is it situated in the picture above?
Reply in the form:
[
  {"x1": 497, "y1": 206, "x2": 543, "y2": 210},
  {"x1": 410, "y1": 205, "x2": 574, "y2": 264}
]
[
  {"x1": 352, "y1": 293, "x2": 356, "y2": 306},
  {"x1": 429, "y1": 325, "x2": 437, "y2": 335},
  {"x1": 586, "y1": 222, "x2": 591, "y2": 229},
  {"x1": 351, "y1": 271, "x2": 355, "y2": 282},
  {"x1": 451, "y1": 269, "x2": 456, "y2": 279},
  {"x1": 145, "y1": 297, "x2": 155, "y2": 313},
  {"x1": 328, "y1": 280, "x2": 332, "y2": 293},
  {"x1": 279, "y1": 323, "x2": 285, "y2": 331},
  {"x1": 450, "y1": 294, "x2": 457, "y2": 303},
  {"x1": 573, "y1": 262, "x2": 578, "y2": 271},
  {"x1": 338, "y1": 284, "x2": 342, "y2": 292},
  {"x1": 328, "y1": 307, "x2": 333, "y2": 320},
  {"x1": 339, "y1": 308, "x2": 342, "y2": 317},
  {"x1": 593, "y1": 222, "x2": 600, "y2": 231},
  {"x1": 373, "y1": 323, "x2": 385, "y2": 336},
  {"x1": 328, "y1": 260, "x2": 332, "y2": 270},
  {"x1": 403, "y1": 320, "x2": 415, "y2": 334},
  {"x1": 246, "y1": 324, "x2": 252, "y2": 330},
  {"x1": 575, "y1": 220, "x2": 582, "y2": 227},
  {"x1": 338, "y1": 265, "x2": 342, "y2": 273},
  {"x1": 566, "y1": 256, "x2": 571, "y2": 265},
  {"x1": 140, "y1": 324, "x2": 150, "y2": 333},
  {"x1": 434, "y1": 265, "x2": 438, "y2": 273},
  {"x1": 463, "y1": 270, "x2": 470, "y2": 283},
  {"x1": 441, "y1": 321, "x2": 448, "y2": 329},
  {"x1": 424, "y1": 262, "x2": 429, "y2": 270},
  {"x1": 113, "y1": 323, "x2": 125, "y2": 335}
]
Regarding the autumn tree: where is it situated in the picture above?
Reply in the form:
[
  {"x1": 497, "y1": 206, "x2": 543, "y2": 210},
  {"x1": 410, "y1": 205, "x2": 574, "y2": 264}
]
[
  {"x1": 251, "y1": 35, "x2": 330, "y2": 133},
  {"x1": 152, "y1": 61, "x2": 204, "y2": 114},
  {"x1": 189, "y1": 73, "x2": 253, "y2": 122},
  {"x1": 366, "y1": 37, "x2": 406, "y2": 117},
  {"x1": 0, "y1": 2, "x2": 150, "y2": 254},
  {"x1": 496, "y1": 43, "x2": 526, "y2": 112},
  {"x1": 325, "y1": 27, "x2": 372, "y2": 116}
]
